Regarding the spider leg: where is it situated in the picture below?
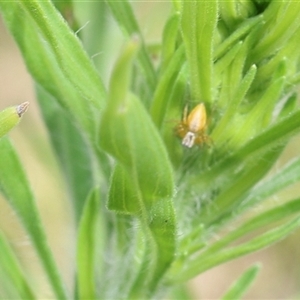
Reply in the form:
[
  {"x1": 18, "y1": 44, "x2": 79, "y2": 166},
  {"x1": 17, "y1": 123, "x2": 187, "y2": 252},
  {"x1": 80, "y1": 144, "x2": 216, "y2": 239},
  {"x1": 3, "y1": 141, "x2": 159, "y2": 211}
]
[{"x1": 183, "y1": 105, "x2": 188, "y2": 125}]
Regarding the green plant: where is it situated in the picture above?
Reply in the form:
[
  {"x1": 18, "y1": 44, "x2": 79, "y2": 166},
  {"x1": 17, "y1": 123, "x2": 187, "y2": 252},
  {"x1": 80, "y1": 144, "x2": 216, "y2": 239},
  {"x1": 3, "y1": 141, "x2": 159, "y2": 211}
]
[{"x1": 1, "y1": 1, "x2": 300, "y2": 299}]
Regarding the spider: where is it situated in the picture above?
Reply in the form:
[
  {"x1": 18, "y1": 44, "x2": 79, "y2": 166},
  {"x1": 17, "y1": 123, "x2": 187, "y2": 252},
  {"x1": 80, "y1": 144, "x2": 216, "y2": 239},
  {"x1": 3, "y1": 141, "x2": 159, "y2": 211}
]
[{"x1": 175, "y1": 102, "x2": 211, "y2": 148}]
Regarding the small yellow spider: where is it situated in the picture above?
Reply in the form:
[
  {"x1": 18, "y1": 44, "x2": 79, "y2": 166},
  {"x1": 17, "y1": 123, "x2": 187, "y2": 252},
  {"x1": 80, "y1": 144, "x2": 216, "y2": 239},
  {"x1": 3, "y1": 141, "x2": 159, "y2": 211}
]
[{"x1": 175, "y1": 103, "x2": 210, "y2": 148}]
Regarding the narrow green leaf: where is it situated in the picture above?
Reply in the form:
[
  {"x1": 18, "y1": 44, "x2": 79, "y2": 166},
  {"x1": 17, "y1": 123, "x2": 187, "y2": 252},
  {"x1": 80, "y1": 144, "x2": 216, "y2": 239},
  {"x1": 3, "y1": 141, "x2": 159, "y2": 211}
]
[
  {"x1": 77, "y1": 1, "x2": 109, "y2": 73},
  {"x1": 242, "y1": 156, "x2": 300, "y2": 209},
  {"x1": 169, "y1": 284, "x2": 195, "y2": 300},
  {"x1": 150, "y1": 45, "x2": 185, "y2": 128},
  {"x1": 36, "y1": 86, "x2": 98, "y2": 222},
  {"x1": 216, "y1": 39, "x2": 248, "y2": 109},
  {"x1": 290, "y1": 72, "x2": 300, "y2": 86},
  {"x1": 108, "y1": 164, "x2": 139, "y2": 215},
  {"x1": 172, "y1": 217, "x2": 300, "y2": 283},
  {"x1": 172, "y1": 0, "x2": 181, "y2": 13},
  {"x1": 190, "y1": 109, "x2": 300, "y2": 187},
  {"x1": 212, "y1": 64, "x2": 257, "y2": 143},
  {"x1": 100, "y1": 91, "x2": 176, "y2": 295},
  {"x1": 77, "y1": 188, "x2": 100, "y2": 300},
  {"x1": 160, "y1": 13, "x2": 180, "y2": 73},
  {"x1": 255, "y1": 32, "x2": 300, "y2": 86},
  {"x1": 219, "y1": 1, "x2": 237, "y2": 29},
  {"x1": 221, "y1": 265, "x2": 260, "y2": 300},
  {"x1": 100, "y1": 39, "x2": 174, "y2": 205},
  {"x1": 214, "y1": 15, "x2": 262, "y2": 60},
  {"x1": 0, "y1": 231, "x2": 36, "y2": 299},
  {"x1": 99, "y1": 214, "x2": 140, "y2": 299},
  {"x1": 181, "y1": 0, "x2": 218, "y2": 103},
  {"x1": 236, "y1": 110, "x2": 300, "y2": 158},
  {"x1": 199, "y1": 147, "x2": 282, "y2": 226},
  {"x1": 279, "y1": 94, "x2": 298, "y2": 119},
  {"x1": 161, "y1": 63, "x2": 189, "y2": 165},
  {"x1": 20, "y1": 0, "x2": 106, "y2": 101},
  {"x1": 252, "y1": 1, "x2": 300, "y2": 62},
  {"x1": 237, "y1": 197, "x2": 300, "y2": 241},
  {"x1": 106, "y1": 0, "x2": 156, "y2": 92},
  {"x1": 0, "y1": 138, "x2": 67, "y2": 299},
  {"x1": 0, "y1": 0, "x2": 106, "y2": 140},
  {"x1": 195, "y1": 198, "x2": 300, "y2": 259},
  {"x1": 100, "y1": 91, "x2": 174, "y2": 211},
  {"x1": 52, "y1": 0, "x2": 80, "y2": 32},
  {"x1": 0, "y1": 102, "x2": 29, "y2": 139},
  {"x1": 230, "y1": 71, "x2": 285, "y2": 148},
  {"x1": 99, "y1": 39, "x2": 176, "y2": 297},
  {"x1": 214, "y1": 41, "x2": 243, "y2": 84}
]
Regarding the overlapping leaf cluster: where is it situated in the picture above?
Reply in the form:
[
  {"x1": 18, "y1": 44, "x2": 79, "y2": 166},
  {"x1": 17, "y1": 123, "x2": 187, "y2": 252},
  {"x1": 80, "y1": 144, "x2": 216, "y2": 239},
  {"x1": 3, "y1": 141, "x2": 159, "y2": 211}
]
[{"x1": 0, "y1": 1, "x2": 300, "y2": 299}]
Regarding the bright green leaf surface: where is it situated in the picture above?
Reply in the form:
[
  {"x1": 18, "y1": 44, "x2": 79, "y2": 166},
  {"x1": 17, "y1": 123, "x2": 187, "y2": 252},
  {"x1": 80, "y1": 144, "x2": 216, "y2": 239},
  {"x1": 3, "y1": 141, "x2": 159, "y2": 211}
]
[
  {"x1": 181, "y1": 0, "x2": 218, "y2": 103},
  {"x1": 100, "y1": 39, "x2": 174, "y2": 204},
  {"x1": 252, "y1": 1, "x2": 300, "y2": 62},
  {"x1": 99, "y1": 39, "x2": 176, "y2": 297},
  {"x1": 214, "y1": 15, "x2": 262, "y2": 60},
  {"x1": 100, "y1": 83, "x2": 174, "y2": 210},
  {"x1": 0, "y1": 231, "x2": 36, "y2": 299},
  {"x1": 0, "y1": 103, "x2": 29, "y2": 139},
  {"x1": 150, "y1": 45, "x2": 185, "y2": 129},
  {"x1": 0, "y1": 138, "x2": 67, "y2": 299},
  {"x1": 212, "y1": 64, "x2": 257, "y2": 143},
  {"x1": 221, "y1": 265, "x2": 260, "y2": 300},
  {"x1": 160, "y1": 13, "x2": 180, "y2": 74},
  {"x1": 199, "y1": 148, "x2": 282, "y2": 226},
  {"x1": 106, "y1": 0, "x2": 156, "y2": 94},
  {"x1": 244, "y1": 157, "x2": 300, "y2": 207},
  {"x1": 214, "y1": 41, "x2": 243, "y2": 85},
  {"x1": 1, "y1": 1, "x2": 300, "y2": 298},
  {"x1": 229, "y1": 70, "x2": 286, "y2": 148},
  {"x1": 52, "y1": 0, "x2": 80, "y2": 32},
  {"x1": 19, "y1": 0, "x2": 106, "y2": 102},
  {"x1": 172, "y1": 217, "x2": 300, "y2": 283},
  {"x1": 195, "y1": 198, "x2": 300, "y2": 259},
  {"x1": 190, "y1": 109, "x2": 300, "y2": 188},
  {"x1": 108, "y1": 164, "x2": 140, "y2": 215},
  {"x1": 0, "y1": 0, "x2": 106, "y2": 140},
  {"x1": 36, "y1": 86, "x2": 99, "y2": 222},
  {"x1": 77, "y1": 188, "x2": 100, "y2": 300}
]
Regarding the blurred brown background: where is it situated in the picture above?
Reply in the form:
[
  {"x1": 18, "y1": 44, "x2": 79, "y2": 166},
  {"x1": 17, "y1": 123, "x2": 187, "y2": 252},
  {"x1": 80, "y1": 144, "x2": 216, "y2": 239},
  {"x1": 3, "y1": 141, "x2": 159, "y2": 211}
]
[{"x1": 0, "y1": 2, "x2": 300, "y2": 299}]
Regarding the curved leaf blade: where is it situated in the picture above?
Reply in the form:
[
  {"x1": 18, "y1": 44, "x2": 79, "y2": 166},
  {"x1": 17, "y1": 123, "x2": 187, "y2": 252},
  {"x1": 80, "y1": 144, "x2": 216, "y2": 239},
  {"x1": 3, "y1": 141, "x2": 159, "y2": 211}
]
[
  {"x1": 99, "y1": 39, "x2": 176, "y2": 296},
  {"x1": 0, "y1": 138, "x2": 67, "y2": 299},
  {"x1": 0, "y1": 231, "x2": 36, "y2": 299},
  {"x1": 76, "y1": 188, "x2": 100, "y2": 300},
  {"x1": 221, "y1": 265, "x2": 260, "y2": 300},
  {"x1": 172, "y1": 217, "x2": 300, "y2": 283},
  {"x1": 105, "y1": 0, "x2": 156, "y2": 91},
  {"x1": 0, "y1": 0, "x2": 106, "y2": 140},
  {"x1": 181, "y1": 0, "x2": 218, "y2": 103},
  {"x1": 0, "y1": 102, "x2": 29, "y2": 139}
]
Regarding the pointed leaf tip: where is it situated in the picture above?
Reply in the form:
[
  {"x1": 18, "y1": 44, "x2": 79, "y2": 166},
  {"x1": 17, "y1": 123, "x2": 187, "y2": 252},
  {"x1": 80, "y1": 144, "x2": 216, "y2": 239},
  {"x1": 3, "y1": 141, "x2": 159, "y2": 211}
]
[{"x1": 16, "y1": 102, "x2": 29, "y2": 117}]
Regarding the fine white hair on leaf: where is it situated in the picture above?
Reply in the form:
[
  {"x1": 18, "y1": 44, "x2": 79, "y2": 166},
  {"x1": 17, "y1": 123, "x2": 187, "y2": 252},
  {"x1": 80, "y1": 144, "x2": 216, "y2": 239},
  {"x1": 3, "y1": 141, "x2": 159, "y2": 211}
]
[
  {"x1": 75, "y1": 20, "x2": 90, "y2": 35},
  {"x1": 91, "y1": 52, "x2": 103, "y2": 60}
]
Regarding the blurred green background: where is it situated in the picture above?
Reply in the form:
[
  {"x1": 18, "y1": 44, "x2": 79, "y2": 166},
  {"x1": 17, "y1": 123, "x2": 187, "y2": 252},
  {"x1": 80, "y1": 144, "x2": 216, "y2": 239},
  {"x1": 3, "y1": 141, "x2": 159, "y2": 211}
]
[{"x1": 0, "y1": 2, "x2": 300, "y2": 299}]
